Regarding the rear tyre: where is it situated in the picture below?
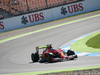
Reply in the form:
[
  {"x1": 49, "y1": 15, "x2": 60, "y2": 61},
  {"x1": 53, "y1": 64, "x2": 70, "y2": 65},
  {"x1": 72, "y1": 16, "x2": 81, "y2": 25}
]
[{"x1": 31, "y1": 53, "x2": 39, "y2": 62}]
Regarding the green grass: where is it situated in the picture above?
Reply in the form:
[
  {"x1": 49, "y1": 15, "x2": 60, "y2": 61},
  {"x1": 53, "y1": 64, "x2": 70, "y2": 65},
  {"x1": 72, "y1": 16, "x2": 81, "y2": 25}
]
[
  {"x1": 86, "y1": 34, "x2": 100, "y2": 49},
  {"x1": 71, "y1": 31, "x2": 100, "y2": 53}
]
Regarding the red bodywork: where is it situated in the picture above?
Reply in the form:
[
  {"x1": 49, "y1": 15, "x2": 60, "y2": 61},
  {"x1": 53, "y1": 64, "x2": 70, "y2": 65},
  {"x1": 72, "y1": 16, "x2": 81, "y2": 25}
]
[
  {"x1": 42, "y1": 49, "x2": 68, "y2": 61},
  {"x1": 32, "y1": 45, "x2": 77, "y2": 63}
]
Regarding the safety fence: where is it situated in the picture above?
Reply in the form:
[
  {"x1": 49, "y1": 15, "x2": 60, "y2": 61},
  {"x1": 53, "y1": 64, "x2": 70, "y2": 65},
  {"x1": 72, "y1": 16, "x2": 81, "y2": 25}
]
[{"x1": 0, "y1": 0, "x2": 83, "y2": 19}]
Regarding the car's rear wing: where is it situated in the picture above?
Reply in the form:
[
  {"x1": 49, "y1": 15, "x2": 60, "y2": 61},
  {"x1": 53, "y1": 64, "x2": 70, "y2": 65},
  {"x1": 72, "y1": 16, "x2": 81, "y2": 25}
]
[
  {"x1": 38, "y1": 45, "x2": 47, "y2": 49},
  {"x1": 38, "y1": 44, "x2": 52, "y2": 49}
]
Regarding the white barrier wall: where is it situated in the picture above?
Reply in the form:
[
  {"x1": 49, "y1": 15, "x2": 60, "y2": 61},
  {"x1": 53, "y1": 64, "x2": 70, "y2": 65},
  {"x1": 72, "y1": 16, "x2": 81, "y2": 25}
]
[
  {"x1": 0, "y1": 0, "x2": 100, "y2": 32},
  {"x1": 52, "y1": 0, "x2": 100, "y2": 20},
  {"x1": 0, "y1": 9, "x2": 53, "y2": 32}
]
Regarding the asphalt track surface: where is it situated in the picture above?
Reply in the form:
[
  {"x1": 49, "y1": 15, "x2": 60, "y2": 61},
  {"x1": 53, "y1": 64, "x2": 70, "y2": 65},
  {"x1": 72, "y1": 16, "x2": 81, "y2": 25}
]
[{"x1": 0, "y1": 13, "x2": 100, "y2": 74}]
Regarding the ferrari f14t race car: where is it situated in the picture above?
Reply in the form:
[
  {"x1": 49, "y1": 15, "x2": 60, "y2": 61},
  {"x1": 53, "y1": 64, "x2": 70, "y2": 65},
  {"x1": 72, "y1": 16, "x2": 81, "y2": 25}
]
[{"x1": 31, "y1": 44, "x2": 78, "y2": 63}]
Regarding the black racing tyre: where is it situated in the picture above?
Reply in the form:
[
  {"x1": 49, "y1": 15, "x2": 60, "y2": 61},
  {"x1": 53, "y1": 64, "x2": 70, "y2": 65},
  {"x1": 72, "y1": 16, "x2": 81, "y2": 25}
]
[
  {"x1": 47, "y1": 54, "x2": 51, "y2": 63},
  {"x1": 67, "y1": 50, "x2": 75, "y2": 56},
  {"x1": 74, "y1": 55, "x2": 78, "y2": 58},
  {"x1": 68, "y1": 55, "x2": 78, "y2": 60},
  {"x1": 46, "y1": 53, "x2": 53, "y2": 63},
  {"x1": 68, "y1": 55, "x2": 74, "y2": 60},
  {"x1": 31, "y1": 53, "x2": 39, "y2": 62}
]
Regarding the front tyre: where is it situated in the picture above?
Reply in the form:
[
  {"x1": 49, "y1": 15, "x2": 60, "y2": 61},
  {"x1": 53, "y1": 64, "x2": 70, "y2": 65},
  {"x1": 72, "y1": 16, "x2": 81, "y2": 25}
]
[
  {"x1": 67, "y1": 50, "x2": 75, "y2": 56},
  {"x1": 46, "y1": 53, "x2": 53, "y2": 63}
]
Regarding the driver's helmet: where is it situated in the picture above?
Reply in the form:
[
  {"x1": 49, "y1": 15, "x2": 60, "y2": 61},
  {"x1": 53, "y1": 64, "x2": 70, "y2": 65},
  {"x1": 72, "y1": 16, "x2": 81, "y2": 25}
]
[{"x1": 51, "y1": 48, "x2": 54, "y2": 51}]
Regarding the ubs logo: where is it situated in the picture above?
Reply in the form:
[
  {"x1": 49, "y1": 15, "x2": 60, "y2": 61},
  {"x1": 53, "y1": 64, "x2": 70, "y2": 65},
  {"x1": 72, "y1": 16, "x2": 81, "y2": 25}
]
[
  {"x1": 61, "y1": 3, "x2": 84, "y2": 15},
  {"x1": 0, "y1": 21, "x2": 4, "y2": 30}
]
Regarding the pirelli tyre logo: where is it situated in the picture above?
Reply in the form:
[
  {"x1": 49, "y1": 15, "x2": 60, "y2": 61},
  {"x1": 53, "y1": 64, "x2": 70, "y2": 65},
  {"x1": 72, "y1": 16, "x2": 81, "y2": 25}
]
[{"x1": 61, "y1": 3, "x2": 84, "y2": 15}]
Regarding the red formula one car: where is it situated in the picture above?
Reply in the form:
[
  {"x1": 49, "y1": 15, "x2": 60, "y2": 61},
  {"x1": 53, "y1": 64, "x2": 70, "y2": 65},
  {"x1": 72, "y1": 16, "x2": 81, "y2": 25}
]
[{"x1": 31, "y1": 44, "x2": 78, "y2": 63}]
